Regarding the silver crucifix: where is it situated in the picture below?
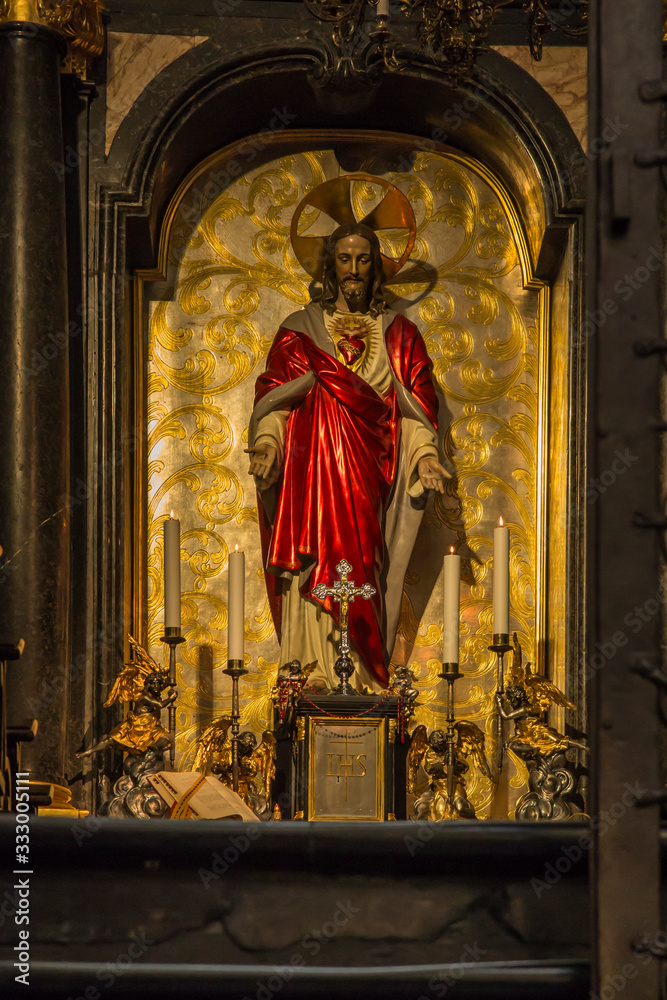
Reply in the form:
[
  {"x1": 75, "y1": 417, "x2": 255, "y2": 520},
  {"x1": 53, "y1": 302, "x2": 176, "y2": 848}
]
[{"x1": 312, "y1": 559, "x2": 376, "y2": 694}]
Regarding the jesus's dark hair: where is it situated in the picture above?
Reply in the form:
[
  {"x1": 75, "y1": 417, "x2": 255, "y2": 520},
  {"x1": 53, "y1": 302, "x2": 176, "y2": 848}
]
[{"x1": 312, "y1": 223, "x2": 388, "y2": 318}]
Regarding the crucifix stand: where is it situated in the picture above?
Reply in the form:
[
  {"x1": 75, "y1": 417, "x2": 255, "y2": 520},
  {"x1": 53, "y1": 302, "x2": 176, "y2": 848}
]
[
  {"x1": 312, "y1": 559, "x2": 376, "y2": 695},
  {"x1": 272, "y1": 558, "x2": 409, "y2": 820}
]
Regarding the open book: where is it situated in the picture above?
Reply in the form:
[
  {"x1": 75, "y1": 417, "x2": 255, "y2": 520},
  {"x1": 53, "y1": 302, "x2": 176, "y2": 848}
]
[{"x1": 148, "y1": 771, "x2": 260, "y2": 821}]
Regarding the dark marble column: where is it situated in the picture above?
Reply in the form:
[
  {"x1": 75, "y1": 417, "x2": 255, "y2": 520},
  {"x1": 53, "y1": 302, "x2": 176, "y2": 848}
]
[{"x1": 0, "y1": 20, "x2": 71, "y2": 787}]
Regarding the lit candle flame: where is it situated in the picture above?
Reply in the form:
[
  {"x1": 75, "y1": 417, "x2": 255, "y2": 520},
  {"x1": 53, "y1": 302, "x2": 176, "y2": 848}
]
[
  {"x1": 499, "y1": 516, "x2": 504, "y2": 527},
  {"x1": 170, "y1": 510, "x2": 174, "y2": 519},
  {"x1": 235, "y1": 544, "x2": 239, "y2": 552},
  {"x1": 449, "y1": 546, "x2": 455, "y2": 554}
]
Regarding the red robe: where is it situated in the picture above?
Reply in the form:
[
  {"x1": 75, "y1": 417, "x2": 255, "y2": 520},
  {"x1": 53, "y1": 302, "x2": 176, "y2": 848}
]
[{"x1": 253, "y1": 309, "x2": 438, "y2": 687}]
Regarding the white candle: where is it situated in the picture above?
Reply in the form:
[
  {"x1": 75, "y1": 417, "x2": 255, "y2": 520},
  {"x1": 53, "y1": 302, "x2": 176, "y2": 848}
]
[
  {"x1": 493, "y1": 517, "x2": 510, "y2": 636},
  {"x1": 443, "y1": 546, "x2": 461, "y2": 664},
  {"x1": 164, "y1": 512, "x2": 181, "y2": 631},
  {"x1": 228, "y1": 545, "x2": 245, "y2": 661},
  {"x1": 377, "y1": 0, "x2": 390, "y2": 17}
]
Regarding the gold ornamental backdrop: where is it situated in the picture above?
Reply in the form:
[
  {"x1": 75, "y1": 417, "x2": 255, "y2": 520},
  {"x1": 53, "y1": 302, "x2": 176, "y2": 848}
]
[{"x1": 138, "y1": 132, "x2": 552, "y2": 818}]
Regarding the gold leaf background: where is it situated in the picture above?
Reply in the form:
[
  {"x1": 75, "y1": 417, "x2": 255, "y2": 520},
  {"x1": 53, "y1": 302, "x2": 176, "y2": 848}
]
[{"x1": 142, "y1": 138, "x2": 547, "y2": 818}]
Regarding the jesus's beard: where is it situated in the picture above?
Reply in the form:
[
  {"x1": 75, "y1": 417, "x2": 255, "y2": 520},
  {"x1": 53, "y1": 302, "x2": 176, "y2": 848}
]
[{"x1": 340, "y1": 277, "x2": 369, "y2": 311}]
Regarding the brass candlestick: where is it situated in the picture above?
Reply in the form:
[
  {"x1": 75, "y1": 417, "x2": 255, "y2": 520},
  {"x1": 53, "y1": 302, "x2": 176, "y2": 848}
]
[
  {"x1": 439, "y1": 661, "x2": 463, "y2": 802},
  {"x1": 160, "y1": 629, "x2": 185, "y2": 769},
  {"x1": 489, "y1": 632, "x2": 512, "y2": 774},
  {"x1": 223, "y1": 658, "x2": 247, "y2": 793}
]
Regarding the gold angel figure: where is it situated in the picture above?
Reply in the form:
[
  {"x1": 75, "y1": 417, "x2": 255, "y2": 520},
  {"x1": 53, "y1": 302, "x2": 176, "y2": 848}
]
[
  {"x1": 507, "y1": 632, "x2": 525, "y2": 687},
  {"x1": 77, "y1": 672, "x2": 176, "y2": 758},
  {"x1": 272, "y1": 659, "x2": 318, "y2": 704},
  {"x1": 277, "y1": 659, "x2": 318, "y2": 681},
  {"x1": 103, "y1": 634, "x2": 168, "y2": 708},
  {"x1": 407, "y1": 724, "x2": 429, "y2": 795},
  {"x1": 523, "y1": 662, "x2": 577, "y2": 716},
  {"x1": 253, "y1": 730, "x2": 277, "y2": 803},
  {"x1": 409, "y1": 723, "x2": 491, "y2": 821},
  {"x1": 391, "y1": 665, "x2": 419, "y2": 715},
  {"x1": 456, "y1": 722, "x2": 493, "y2": 782},
  {"x1": 77, "y1": 635, "x2": 175, "y2": 758},
  {"x1": 192, "y1": 720, "x2": 276, "y2": 813},
  {"x1": 192, "y1": 717, "x2": 233, "y2": 773},
  {"x1": 495, "y1": 662, "x2": 585, "y2": 757},
  {"x1": 506, "y1": 633, "x2": 576, "y2": 714}
]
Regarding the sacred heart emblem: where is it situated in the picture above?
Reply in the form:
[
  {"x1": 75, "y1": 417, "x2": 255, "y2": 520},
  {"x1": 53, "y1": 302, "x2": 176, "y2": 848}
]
[
  {"x1": 338, "y1": 334, "x2": 365, "y2": 365},
  {"x1": 332, "y1": 315, "x2": 372, "y2": 367}
]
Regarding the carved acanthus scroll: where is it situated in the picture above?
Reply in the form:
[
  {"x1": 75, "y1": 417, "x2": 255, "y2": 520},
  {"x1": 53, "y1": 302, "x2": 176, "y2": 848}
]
[{"x1": 0, "y1": 1, "x2": 105, "y2": 79}]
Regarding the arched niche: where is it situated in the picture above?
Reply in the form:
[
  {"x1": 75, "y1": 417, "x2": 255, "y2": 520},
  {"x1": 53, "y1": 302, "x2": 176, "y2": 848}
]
[{"x1": 90, "y1": 40, "x2": 586, "y2": 816}]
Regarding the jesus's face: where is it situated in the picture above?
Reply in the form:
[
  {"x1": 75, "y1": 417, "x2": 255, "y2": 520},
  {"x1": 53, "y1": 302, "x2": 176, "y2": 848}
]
[{"x1": 334, "y1": 234, "x2": 373, "y2": 312}]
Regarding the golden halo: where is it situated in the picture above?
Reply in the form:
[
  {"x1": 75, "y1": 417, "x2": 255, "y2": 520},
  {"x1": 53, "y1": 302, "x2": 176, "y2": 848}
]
[{"x1": 290, "y1": 173, "x2": 416, "y2": 284}]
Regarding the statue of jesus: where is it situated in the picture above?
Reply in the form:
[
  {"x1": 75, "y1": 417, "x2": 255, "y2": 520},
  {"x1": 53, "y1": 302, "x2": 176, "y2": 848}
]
[{"x1": 248, "y1": 217, "x2": 449, "y2": 691}]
